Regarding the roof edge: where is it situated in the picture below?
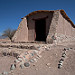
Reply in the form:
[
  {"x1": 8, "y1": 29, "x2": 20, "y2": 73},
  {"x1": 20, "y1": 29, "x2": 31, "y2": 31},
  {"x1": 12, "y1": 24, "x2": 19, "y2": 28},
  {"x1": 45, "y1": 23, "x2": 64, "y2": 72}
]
[
  {"x1": 60, "y1": 9, "x2": 75, "y2": 28},
  {"x1": 21, "y1": 9, "x2": 75, "y2": 28},
  {"x1": 25, "y1": 10, "x2": 54, "y2": 17}
]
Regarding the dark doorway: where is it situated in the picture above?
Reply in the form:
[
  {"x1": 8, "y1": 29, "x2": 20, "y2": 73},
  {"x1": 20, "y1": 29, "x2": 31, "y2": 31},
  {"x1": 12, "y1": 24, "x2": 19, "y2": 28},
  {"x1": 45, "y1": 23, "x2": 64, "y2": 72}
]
[{"x1": 35, "y1": 19, "x2": 46, "y2": 41}]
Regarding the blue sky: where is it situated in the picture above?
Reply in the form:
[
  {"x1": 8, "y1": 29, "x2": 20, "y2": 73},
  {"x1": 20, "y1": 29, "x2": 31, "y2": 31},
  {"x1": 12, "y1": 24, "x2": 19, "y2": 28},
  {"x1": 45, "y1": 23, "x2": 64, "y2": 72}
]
[{"x1": 0, "y1": 0, "x2": 75, "y2": 35}]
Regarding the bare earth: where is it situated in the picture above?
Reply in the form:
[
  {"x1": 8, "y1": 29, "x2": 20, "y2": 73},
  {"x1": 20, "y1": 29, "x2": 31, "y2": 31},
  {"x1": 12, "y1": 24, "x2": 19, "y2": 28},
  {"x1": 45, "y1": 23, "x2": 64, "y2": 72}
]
[{"x1": 0, "y1": 41, "x2": 75, "y2": 75}]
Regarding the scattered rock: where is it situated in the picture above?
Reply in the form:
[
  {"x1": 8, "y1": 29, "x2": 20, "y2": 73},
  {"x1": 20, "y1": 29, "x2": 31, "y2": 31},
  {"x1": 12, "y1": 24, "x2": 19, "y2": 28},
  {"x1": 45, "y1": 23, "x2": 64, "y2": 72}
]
[
  {"x1": 8, "y1": 47, "x2": 12, "y2": 49},
  {"x1": 7, "y1": 52, "x2": 10, "y2": 56},
  {"x1": 23, "y1": 56, "x2": 25, "y2": 58},
  {"x1": 33, "y1": 64, "x2": 35, "y2": 66},
  {"x1": 33, "y1": 58, "x2": 37, "y2": 62},
  {"x1": 37, "y1": 46, "x2": 40, "y2": 49},
  {"x1": 59, "y1": 59, "x2": 64, "y2": 63},
  {"x1": 36, "y1": 56, "x2": 40, "y2": 59},
  {"x1": 58, "y1": 64, "x2": 62, "y2": 69},
  {"x1": 20, "y1": 64, "x2": 25, "y2": 69},
  {"x1": 52, "y1": 35, "x2": 56, "y2": 40},
  {"x1": 33, "y1": 50, "x2": 39, "y2": 54},
  {"x1": 2, "y1": 71, "x2": 8, "y2": 75},
  {"x1": 14, "y1": 59, "x2": 20, "y2": 63},
  {"x1": 35, "y1": 68, "x2": 38, "y2": 71},
  {"x1": 67, "y1": 48, "x2": 70, "y2": 50},
  {"x1": 59, "y1": 62, "x2": 63, "y2": 66},
  {"x1": 29, "y1": 46, "x2": 36, "y2": 49},
  {"x1": 30, "y1": 53, "x2": 34, "y2": 56},
  {"x1": 70, "y1": 47, "x2": 73, "y2": 49},
  {"x1": 18, "y1": 58, "x2": 22, "y2": 62},
  {"x1": 24, "y1": 58, "x2": 28, "y2": 62},
  {"x1": 46, "y1": 63, "x2": 50, "y2": 66},
  {"x1": 64, "y1": 48, "x2": 67, "y2": 51},
  {"x1": 24, "y1": 62, "x2": 30, "y2": 67},
  {"x1": 37, "y1": 55, "x2": 42, "y2": 58},
  {"x1": 45, "y1": 48, "x2": 49, "y2": 51},
  {"x1": 29, "y1": 59, "x2": 35, "y2": 63},
  {"x1": 13, "y1": 53, "x2": 19, "y2": 58},
  {"x1": 10, "y1": 52, "x2": 13, "y2": 56},
  {"x1": 3, "y1": 52, "x2": 7, "y2": 56},
  {"x1": 62, "y1": 53, "x2": 66, "y2": 58},
  {"x1": 24, "y1": 52, "x2": 28, "y2": 55},
  {"x1": 55, "y1": 53, "x2": 57, "y2": 56},
  {"x1": 10, "y1": 64, "x2": 16, "y2": 70}
]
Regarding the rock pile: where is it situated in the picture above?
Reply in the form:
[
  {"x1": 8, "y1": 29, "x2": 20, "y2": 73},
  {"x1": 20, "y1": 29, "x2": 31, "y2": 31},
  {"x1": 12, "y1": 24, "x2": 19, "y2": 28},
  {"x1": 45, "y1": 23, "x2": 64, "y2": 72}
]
[
  {"x1": 0, "y1": 44, "x2": 37, "y2": 50},
  {"x1": 58, "y1": 47, "x2": 73, "y2": 69},
  {"x1": 2, "y1": 51, "x2": 19, "y2": 58},
  {"x1": 0, "y1": 44, "x2": 52, "y2": 75},
  {"x1": 0, "y1": 48, "x2": 43, "y2": 75},
  {"x1": 13, "y1": 49, "x2": 42, "y2": 69}
]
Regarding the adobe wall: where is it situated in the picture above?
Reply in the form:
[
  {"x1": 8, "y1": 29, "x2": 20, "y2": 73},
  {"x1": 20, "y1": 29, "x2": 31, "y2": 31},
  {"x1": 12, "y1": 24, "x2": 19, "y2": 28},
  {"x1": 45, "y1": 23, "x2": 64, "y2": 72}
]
[
  {"x1": 46, "y1": 11, "x2": 59, "y2": 43},
  {"x1": 27, "y1": 12, "x2": 53, "y2": 42},
  {"x1": 12, "y1": 18, "x2": 28, "y2": 42},
  {"x1": 55, "y1": 12, "x2": 75, "y2": 43},
  {"x1": 12, "y1": 10, "x2": 75, "y2": 43}
]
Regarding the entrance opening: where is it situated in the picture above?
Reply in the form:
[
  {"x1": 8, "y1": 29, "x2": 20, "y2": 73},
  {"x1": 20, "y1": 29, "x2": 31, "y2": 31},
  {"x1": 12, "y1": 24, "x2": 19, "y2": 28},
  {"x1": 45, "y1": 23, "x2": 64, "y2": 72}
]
[{"x1": 35, "y1": 19, "x2": 46, "y2": 41}]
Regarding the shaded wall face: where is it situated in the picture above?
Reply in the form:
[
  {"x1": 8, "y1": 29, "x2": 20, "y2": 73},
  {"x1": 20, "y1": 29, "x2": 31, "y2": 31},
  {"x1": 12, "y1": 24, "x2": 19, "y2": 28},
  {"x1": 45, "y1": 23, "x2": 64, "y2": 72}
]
[{"x1": 27, "y1": 12, "x2": 53, "y2": 42}]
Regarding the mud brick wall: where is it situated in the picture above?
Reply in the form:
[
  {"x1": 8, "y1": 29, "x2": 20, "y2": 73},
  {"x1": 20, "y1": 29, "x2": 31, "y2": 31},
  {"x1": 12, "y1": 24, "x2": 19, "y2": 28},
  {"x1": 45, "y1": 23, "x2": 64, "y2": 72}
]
[
  {"x1": 12, "y1": 10, "x2": 75, "y2": 43},
  {"x1": 46, "y1": 11, "x2": 59, "y2": 43},
  {"x1": 55, "y1": 11, "x2": 75, "y2": 43},
  {"x1": 12, "y1": 18, "x2": 28, "y2": 42}
]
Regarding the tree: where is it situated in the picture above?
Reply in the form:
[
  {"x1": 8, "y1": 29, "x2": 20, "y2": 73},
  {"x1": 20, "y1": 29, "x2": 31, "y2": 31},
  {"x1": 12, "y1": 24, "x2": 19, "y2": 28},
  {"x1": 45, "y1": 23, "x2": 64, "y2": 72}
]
[{"x1": 2, "y1": 28, "x2": 16, "y2": 41}]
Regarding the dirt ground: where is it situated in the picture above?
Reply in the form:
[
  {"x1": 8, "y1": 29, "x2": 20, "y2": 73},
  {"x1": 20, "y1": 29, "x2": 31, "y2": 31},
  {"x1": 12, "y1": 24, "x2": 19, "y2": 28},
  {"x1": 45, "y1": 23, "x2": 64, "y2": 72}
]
[{"x1": 0, "y1": 42, "x2": 75, "y2": 75}]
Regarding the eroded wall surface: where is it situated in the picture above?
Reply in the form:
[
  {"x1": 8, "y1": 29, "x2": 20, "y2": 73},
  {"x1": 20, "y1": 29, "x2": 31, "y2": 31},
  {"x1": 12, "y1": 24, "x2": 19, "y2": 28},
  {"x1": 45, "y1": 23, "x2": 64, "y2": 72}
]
[
  {"x1": 55, "y1": 12, "x2": 75, "y2": 43},
  {"x1": 12, "y1": 18, "x2": 28, "y2": 42},
  {"x1": 46, "y1": 11, "x2": 59, "y2": 43},
  {"x1": 12, "y1": 10, "x2": 75, "y2": 43}
]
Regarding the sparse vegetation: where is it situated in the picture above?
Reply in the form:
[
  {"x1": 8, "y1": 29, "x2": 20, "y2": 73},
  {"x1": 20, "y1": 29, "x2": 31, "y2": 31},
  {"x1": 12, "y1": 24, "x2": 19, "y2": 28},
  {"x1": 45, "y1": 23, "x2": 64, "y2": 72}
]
[{"x1": 2, "y1": 28, "x2": 16, "y2": 41}]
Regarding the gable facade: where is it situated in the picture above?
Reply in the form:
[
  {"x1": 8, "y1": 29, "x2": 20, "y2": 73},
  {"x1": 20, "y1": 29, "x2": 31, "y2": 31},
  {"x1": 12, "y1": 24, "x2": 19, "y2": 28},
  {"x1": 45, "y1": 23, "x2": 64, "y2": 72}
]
[{"x1": 12, "y1": 10, "x2": 75, "y2": 44}]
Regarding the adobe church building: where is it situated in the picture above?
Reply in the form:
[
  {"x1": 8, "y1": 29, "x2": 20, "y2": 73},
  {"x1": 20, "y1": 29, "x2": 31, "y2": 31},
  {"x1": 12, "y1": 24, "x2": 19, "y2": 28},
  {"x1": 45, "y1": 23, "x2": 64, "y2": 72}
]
[{"x1": 12, "y1": 9, "x2": 75, "y2": 44}]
